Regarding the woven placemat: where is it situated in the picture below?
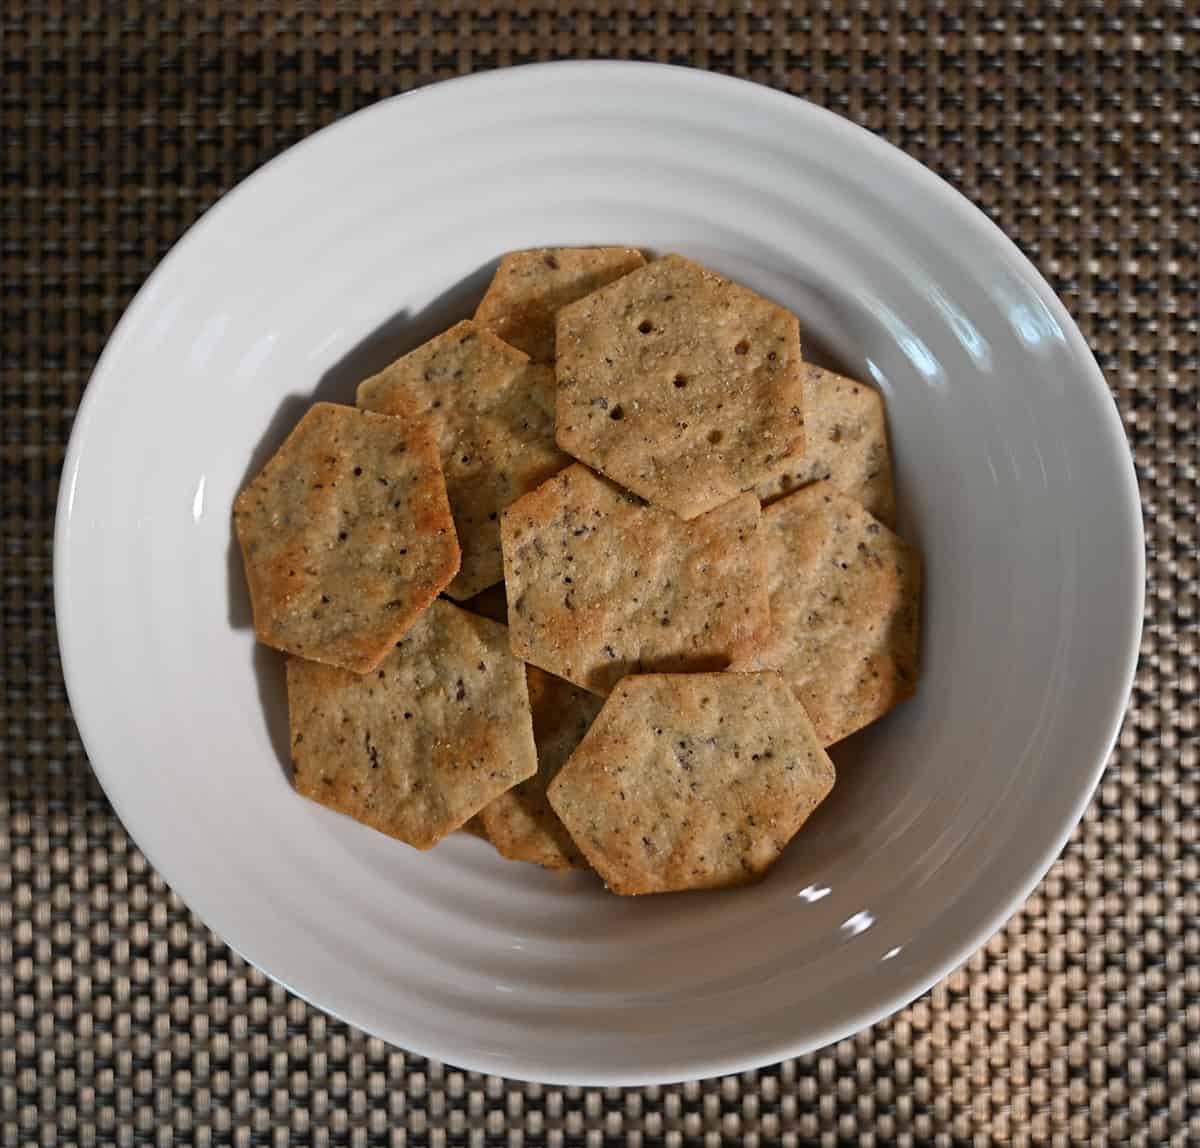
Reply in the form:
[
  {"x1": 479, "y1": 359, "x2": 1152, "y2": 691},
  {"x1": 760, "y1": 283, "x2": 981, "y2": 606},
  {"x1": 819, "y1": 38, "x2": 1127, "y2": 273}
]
[{"x1": 2, "y1": 2, "x2": 1196, "y2": 1144}]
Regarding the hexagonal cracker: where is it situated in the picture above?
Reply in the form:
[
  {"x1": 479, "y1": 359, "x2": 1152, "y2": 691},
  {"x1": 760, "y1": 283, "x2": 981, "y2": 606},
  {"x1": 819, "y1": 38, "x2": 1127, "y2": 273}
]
[
  {"x1": 473, "y1": 246, "x2": 646, "y2": 363},
  {"x1": 555, "y1": 254, "x2": 805, "y2": 519},
  {"x1": 288, "y1": 599, "x2": 537, "y2": 849},
  {"x1": 734, "y1": 482, "x2": 921, "y2": 745},
  {"x1": 357, "y1": 321, "x2": 569, "y2": 601},
  {"x1": 501, "y1": 464, "x2": 771, "y2": 696},
  {"x1": 547, "y1": 672, "x2": 835, "y2": 895},
  {"x1": 754, "y1": 364, "x2": 896, "y2": 528},
  {"x1": 234, "y1": 402, "x2": 460, "y2": 674},
  {"x1": 479, "y1": 666, "x2": 604, "y2": 869}
]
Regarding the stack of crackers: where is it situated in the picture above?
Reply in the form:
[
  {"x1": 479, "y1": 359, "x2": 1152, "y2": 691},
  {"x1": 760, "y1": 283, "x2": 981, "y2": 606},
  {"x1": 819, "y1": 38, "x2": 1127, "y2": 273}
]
[{"x1": 235, "y1": 249, "x2": 921, "y2": 896}]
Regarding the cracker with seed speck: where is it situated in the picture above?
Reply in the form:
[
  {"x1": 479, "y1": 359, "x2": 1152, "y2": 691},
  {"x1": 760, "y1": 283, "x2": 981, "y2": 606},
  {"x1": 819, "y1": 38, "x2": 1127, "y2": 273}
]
[
  {"x1": 733, "y1": 482, "x2": 921, "y2": 745},
  {"x1": 547, "y1": 672, "x2": 835, "y2": 895},
  {"x1": 755, "y1": 364, "x2": 896, "y2": 527},
  {"x1": 234, "y1": 402, "x2": 459, "y2": 674},
  {"x1": 479, "y1": 666, "x2": 603, "y2": 869},
  {"x1": 357, "y1": 321, "x2": 569, "y2": 600},
  {"x1": 555, "y1": 254, "x2": 805, "y2": 520},
  {"x1": 474, "y1": 247, "x2": 646, "y2": 363},
  {"x1": 288, "y1": 599, "x2": 537, "y2": 849},
  {"x1": 501, "y1": 464, "x2": 770, "y2": 695}
]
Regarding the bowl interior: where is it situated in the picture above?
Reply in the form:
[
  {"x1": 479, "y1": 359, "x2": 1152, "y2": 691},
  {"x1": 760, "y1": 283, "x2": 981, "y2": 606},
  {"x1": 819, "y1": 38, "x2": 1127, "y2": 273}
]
[{"x1": 56, "y1": 64, "x2": 1141, "y2": 1085}]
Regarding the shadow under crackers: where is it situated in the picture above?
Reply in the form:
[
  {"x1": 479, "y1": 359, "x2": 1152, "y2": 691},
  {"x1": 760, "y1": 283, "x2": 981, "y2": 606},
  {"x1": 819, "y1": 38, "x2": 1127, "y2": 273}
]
[
  {"x1": 228, "y1": 258, "x2": 501, "y2": 775},
  {"x1": 254, "y1": 643, "x2": 293, "y2": 783},
  {"x1": 795, "y1": 328, "x2": 856, "y2": 377}
]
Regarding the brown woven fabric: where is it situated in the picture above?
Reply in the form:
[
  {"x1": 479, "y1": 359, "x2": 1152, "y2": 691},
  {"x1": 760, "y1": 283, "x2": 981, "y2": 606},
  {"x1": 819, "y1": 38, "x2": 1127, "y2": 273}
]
[{"x1": 2, "y1": 2, "x2": 1196, "y2": 1143}]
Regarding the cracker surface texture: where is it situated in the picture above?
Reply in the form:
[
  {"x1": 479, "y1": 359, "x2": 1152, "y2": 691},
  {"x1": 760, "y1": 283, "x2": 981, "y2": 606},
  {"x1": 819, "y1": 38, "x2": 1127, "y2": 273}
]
[
  {"x1": 501, "y1": 464, "x2": 770, "y2": 695},
  {"x1": 479, "y1": 666, "x2": 603, "y2": 869},
  {"x1": 288, "y1": 600, "x2": 537, "y2": 849},
  {"x1": 736, "y1": 482, "x2": 921, "y2": 745},
  {"x1": 234, "y1": 402, "x2": 459, "y2": 673},
  {"x1": 548, "y1": 672, "x2": 835, "y2": 895},
  {"x1": 755, "y1": 364, "x2": 896, "y2": 526},
  {"x1": 474, "y1": 247, "x2": 646, "y2": 363},
  {"x1": 555, "y1": 254, "x2": 805, "y2": 519},
  {"x1": 357, "y1": 321, "x2": 568, "y2": 600}
]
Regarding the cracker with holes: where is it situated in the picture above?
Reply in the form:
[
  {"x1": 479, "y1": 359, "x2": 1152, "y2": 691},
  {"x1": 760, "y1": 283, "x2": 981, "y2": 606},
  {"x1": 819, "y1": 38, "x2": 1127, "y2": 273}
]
[
  {"x1": 474, "y1": 247, "x2": 646, "y2": 363},
  {"x1": 234, "y1": 402, "x2": 459, "y2": 674},
  {"x1": 501, "y1": 464, "x2": 770, "y2": 696},
  {"x1": 555, "y1": 254, "x2": 805, "y2": 520},
  {"x1": 288, "y1": 599, "x2": 537, "y2": 849},
  {"x1": 733, "y1": 482, "x2": 921, "y2": 745},
  {"x1": 479, "y1": 666, "x2": 604, "y2": 869},
  {"x1": 547, "y1": 672, "x2": 835, "y2": 895},
  {"x1": 755, "y1": 364, "x2": 896, "y2": 527},
  {"x1": 357, "y1": 321, "x2": 569, "y2": 601}
]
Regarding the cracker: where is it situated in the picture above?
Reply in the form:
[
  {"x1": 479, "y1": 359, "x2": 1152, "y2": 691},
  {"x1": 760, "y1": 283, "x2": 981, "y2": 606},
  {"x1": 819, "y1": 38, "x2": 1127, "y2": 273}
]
[
  {"x1": 555, "y1": 254, "x2": 805, "y2": 520},
  {"x1": 473, "y1": 247, "x2": 646, "y2": 363},
  {"x1": 288, "y1": 599, "x2": 537, "y2": 849},
  {"x1": 234, "y1": 402, "x2": 459, "y2": 674},
  {"x1": 479, "y1": 666, "x2": 603, "y2": 869},
  {"x1": 501, "y1": 464, "x2": 770, "y2": 696},
  {"x1": 357, "y1": 321, "x2": 569, "y2": 600},
  {"x1": 734, "y1": 482, "x2": 921, "y2": 745},
  {"x1": 547, "y1": 672, "x2": 835, "y2": 895},
  {"x1": 755, "y1": 364, "x2": 896, "y2": 527}
]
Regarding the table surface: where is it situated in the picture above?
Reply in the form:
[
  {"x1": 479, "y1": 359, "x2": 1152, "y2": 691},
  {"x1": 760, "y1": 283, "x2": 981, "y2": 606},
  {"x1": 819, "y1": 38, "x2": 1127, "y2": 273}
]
[{"x1": 3, "y1": 2, "x2": 1196, "y2": 1144}]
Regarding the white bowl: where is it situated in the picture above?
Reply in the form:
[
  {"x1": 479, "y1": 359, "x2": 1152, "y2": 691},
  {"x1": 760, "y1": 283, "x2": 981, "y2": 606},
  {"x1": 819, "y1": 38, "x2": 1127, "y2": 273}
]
[{"x1": 55, "y1": 62, "x2": 1143, "y2": 1085}]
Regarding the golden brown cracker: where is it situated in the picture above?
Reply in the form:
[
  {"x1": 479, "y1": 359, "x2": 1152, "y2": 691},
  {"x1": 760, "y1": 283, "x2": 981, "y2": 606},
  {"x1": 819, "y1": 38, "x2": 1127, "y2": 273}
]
[
  {"x1": 479, "y1": 666, "x2": 603, "y2": 869},
  {"x1": 473, "y1": 247, "x2": 646, "y2": 363},
  {"x1": 357, "y1": 321, "x2": 569, "y2": 600},
  {"x1": 735, "y1": 482, "x2": 921, "y2": 745},
  {"x1": 555, "y1": 254, "x2": 805, "y2": 519},
  {"x1": 547, "y1": 672, "x2": 835, "y2": 895},
  {"x1": 234, "y1": 402, "x2": 459, "y2": 674},
  {"x1": 501, "y1": 464, "x2": 770, "y2": 696},
  {"x1": 755, "y1": 364, "x2": 896, "y2": 527},
  {"x1": 288, "y1": 600, "x2": 537, "y2": 849}
]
